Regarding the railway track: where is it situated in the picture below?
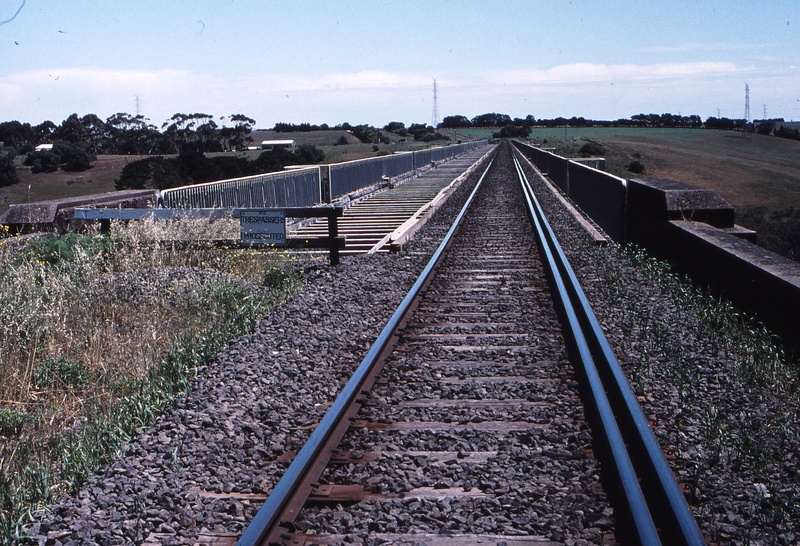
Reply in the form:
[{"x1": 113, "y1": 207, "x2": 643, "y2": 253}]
[{"x1": 236, "y1": 143, "x2": 705, "y2": 545}]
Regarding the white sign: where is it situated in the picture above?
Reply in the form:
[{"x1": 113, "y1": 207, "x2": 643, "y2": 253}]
[{"x1": 240, "y1": 210, "x2": 286, "y2": 245}]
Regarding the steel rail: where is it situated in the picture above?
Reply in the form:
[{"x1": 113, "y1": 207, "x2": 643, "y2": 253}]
[
  {"x1": 511, "y1": 150, "x2": 705, "y2": 546},
  {"x1": 236, "y1": 152, "x2": 497, "y2": 546}
]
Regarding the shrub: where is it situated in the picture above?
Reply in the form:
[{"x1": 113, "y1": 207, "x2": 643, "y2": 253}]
[
  {"x1": 292, "y1": 144, "x2": 325, "y2": 164},
  {"x1": 578, "y1": 141, "x2": 606, "y2": 156},
  {"x1": 24, "y1": 151, "x2": 61, "y2": 173},
  {"x1": 0, "y1": 152, "x2": 18, "y2": 187},
  {"x1": 34, "y1": 358, "x2": 91, "y2": 390},
  {"x1": 628, "y1": 159, "x2": 645, "y2": 174},
  {"x1": 0, "y1": 409, "x2": 29, "y2": 437}
]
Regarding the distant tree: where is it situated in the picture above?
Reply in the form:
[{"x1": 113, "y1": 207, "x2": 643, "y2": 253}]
[
  {"x1": 407, "y1": 123, "x2": 433, "y2": 141},
  {"x1": 225, "y1": 114, "x2": 255, "y2": 150},
  {"x1": 471, "y1": 113, "x2": 512, "y2": 127},
  {"x1": 106, "y1": 112, "x2": 163, "y2": 154},
  {"x1": 162, "y1": 112, "x2": 214, "y2": 154},
  {"x1": 255, "y1": 148, "x2": 293, "y2": 172},
  {"x1": 775, "y1": 125, "x2": 800, "y2": 141},
  {"x1": 52, "y1": 113, "x2": 86, "y2": 143},
  {"x1": 32, "y1": 120, "x2": 57, "y2": 143},
  {"x1": 0, "y1": 121, "x2": 35, "y2": 153},
  {"x1": 78, "y1": 114, "x2": 109, "y2": 153},
  {"x1": 383, "y1": 121, "x2": 406, "y2": 133},
  {"x1": 441, "y1": 115, "x2": 471, "y2": 128},
  {"x1": 24, "y1": 150, "x2": 61, "y2": 173},
  {"x1": 273, "y1": 122, "x2": 327, "y2": 132},
  {"x1": 0, "y1": 152, "x2": 19, "y2": 187},
  {"x1": 494, "y1": 125, "x2": 531, "y2": 138},
  {"x1": 115, "y1": 156, "x2": 182, "y2": 190},
  {"x1": 54, "y1": 140, "x2": 96, "y2": 171},
  {"x1": 628, "y1": 159, "x2": 645, "y2": 174},
  {"x1": 292, "y1": 144, "x2": 325, "y2": 164},
  {"x1": 334, "y1": 135, "x2": 349, "y2": 146},
  {"x1": 195, "y1": 119, "x2": 222, "y2": 152},
  {"x1": 350, "y1": 124, "x2": 386, "y2": 144},
  {"x1": 756, "y1": 121, "x2": 775, "y2": 135},
  {"x1": 705, "y1": 116, "x2": 745, "y2": 131}
]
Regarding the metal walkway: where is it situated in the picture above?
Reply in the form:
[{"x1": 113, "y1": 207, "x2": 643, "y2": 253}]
[{"x1": 291, "y1": 146, "x2": 493, "y2": 255}]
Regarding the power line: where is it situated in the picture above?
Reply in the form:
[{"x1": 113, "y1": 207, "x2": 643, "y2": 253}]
[
  {"x1": 431, "y1": 78, "x2": 439, "y2": 128},
  {"x1": 744, "y1": 83, "x2": 750, "y2": 122}
]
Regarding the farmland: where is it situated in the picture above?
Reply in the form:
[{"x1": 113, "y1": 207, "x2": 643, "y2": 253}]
[{"x1": 456, "y1": 127, "x2": 800, "y2": 214}]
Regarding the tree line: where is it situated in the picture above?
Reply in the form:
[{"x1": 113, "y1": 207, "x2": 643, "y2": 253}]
[{"x1": 2, "y1": 109, "x2": 796, "y2": 191}]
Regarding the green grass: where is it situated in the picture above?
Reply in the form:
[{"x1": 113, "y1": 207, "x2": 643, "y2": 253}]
[{"x1": 524, "y1": 127, "x2": 800, "y2": 213}]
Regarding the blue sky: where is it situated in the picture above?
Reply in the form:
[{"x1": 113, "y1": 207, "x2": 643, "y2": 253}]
[{"x1": 1, "y1": 0, "x2": 798, "y2": 129}]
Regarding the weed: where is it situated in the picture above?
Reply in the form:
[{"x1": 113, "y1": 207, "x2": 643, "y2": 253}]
[
  {"x1": 0, "y1": 217, "x2": 305, "y2": 542},
  {"x1": 0, "y1": 409, "x2": 29, "y2": 437},
  {"x1": 33, "y1": 357, "x2": 90, "y2": 390}
]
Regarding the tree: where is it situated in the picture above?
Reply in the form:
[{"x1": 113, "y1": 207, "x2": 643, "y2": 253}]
[
  {"x1": 494, "y1": 125, "x2": 531, "y2": 138},
  {"x1": 383, "y1": 121, "x2": 406, "y2": 133},
  {"x1": 24, "y1": 150, "x2": 61, "y2": 173},
  {"x1": 441, "y1": 115, "x2": 471, "y2": 128},
  {"x1": 471, "y1": 113, "x2": 512, "y2": 127},
  {"x1": 0, "y1": 152, "x2": 19, "y2": 187},
  {"x1": 350, "y1": 124, "x2": 385, "y2": 144},
  {"x1": 756, "y1": 121, "x2": 775, "y2": 135},
  {"x1": 78, "y1": 114, "x2": 109, "y2": 153},
  {"x1": 32, "y1": 120, "x2": 56, "y2": 143},
  {"x1": 54, "y1": 140, "x2": 95, "y2": 171},
  {"x1": 106, "y1": 112, "x2": 163, "y2": 154},
  {"x1": 0, "y1": 121, "x2": 35, "y2": 153},
  {"x1": 292, "y1": 144, "x2": 325, "y2": 164},
  {"x1": 115, "y1": 156, "x2": 182, "y2": 190},
  {"x1": 407, "y1": 123, "x2": 433, "y2": 141},
  {"x1": 225, "y1": 114, "x2": 255, "y2": 150},
  {"x1": 52, "y1": 114, "x2": 87, "y2": 143}
]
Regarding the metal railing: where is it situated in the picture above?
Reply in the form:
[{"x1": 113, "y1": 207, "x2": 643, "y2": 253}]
[
  {"x1": 161, "y1": 141, "x2": 487, "y2": 210},
  {"x1": 161, "y1": 168, "x2": 320, "y2": 209}
]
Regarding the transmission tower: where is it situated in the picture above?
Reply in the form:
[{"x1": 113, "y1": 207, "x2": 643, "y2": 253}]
[
  {"x1": 763, "y1": 104, "x2": 767, "y2": 119},
  {"x1": 744, "y1": 83, "x2": 750, "y2": 122},
  {"x1": 134, "y1": 95, "x2": 142, "y2": 117},
  {"x1": 431, "y1": 79, "x2": 440, "y2": 128}
]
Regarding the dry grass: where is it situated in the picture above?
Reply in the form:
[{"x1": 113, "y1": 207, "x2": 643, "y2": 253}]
[{"x1": 0, "y1": 218, "x2": 306, "y2": 539}]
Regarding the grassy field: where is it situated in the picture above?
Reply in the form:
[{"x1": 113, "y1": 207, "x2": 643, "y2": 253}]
[
  {"x1": 3, "y1": 155, "x2": 147, "y2": 216},
  {"x1": 532, "y1": 127, "x2": 800, "y2": 213}
]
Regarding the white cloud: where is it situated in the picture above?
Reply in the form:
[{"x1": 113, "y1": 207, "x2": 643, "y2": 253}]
[
  {"x1": 487, "y1": 62, "x2": 745, "y2": 86},
  {"x1": 639, "y1": 42, "x2": 754, "y2": 53},
  {"x1": 1, "y1": 61, "x2": 796, "y2": 126}
]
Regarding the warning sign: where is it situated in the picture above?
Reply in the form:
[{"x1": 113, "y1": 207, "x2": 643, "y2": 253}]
[{"x1": 240, "y1": 210, "x2": 286, "y2": 246}]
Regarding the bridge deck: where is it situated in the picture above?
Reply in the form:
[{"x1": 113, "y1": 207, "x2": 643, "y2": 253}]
[{"x1": 292, "y1": 148, "x2": 492, "y2": 255}]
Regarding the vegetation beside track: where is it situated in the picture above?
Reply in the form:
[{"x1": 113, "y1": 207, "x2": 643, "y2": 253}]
[
  {"x1": 0, "y1": 219, "x2": 305, "y2": 542},
  {"x1": 594, "y1": 245, "x2": 800, "y2": 540}
]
